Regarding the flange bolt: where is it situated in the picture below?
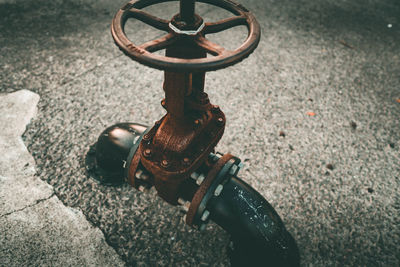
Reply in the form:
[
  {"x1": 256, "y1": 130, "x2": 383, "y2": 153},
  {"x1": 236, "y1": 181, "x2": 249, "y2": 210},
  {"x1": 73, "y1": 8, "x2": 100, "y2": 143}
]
[
  {"x1": 143, "y1": 148, "x2": 152, "y2": 158},
  {"x1": 183, "y1": 157, "x2": 191, "y2": 166},
  {"x1": 135, "y1": 169, "x2": 150, "y2": 181},
  {"x1": 191, "y1": 172, "x2": 200, "y2": 180},
  {"x1": 142, "y1": 134, "x2": 150, "y2": 141},
  {"x1": 194, "y1": 119, "x2": 201, "y2": 128},
  {"x1": 217, "y1": 117, "x2": 224, "y2": 126},
  {"x1": 201, "y1": 210, "x2": 210, "y2": 221},
  {"x1": 229, "y1": 164, "x2": 238, "y2": 176},
  {"x1": 161, "y1": 159, "x2": 170, "y2": 168},
  {"x1": 135, "y1": 169, "x2": 143, "y2": 179},
  {"x1": 182, "y1": 201, "x2": 191, "y2": 212},
  {"x1": 211, "y1": 105, "x2": 220, "y2": 113},
  {"x1": 209, "y1": 153, "x2": 222, "y2": 162},
  {"x1": 178, "y1": 198, "x2": 186, "y2": 205},
  {"x1": 214, "y1": 184, "x2": 224, "y2": 196},
  {"x1": 196, "y1": 174, "x2": 205, "y2": 185}
]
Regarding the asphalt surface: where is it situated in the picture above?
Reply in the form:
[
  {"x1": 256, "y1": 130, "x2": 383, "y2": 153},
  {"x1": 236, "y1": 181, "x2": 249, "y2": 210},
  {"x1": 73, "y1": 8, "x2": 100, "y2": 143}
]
[{"x1": 1, "y1": 0, "x2": 399, "y2": 266}]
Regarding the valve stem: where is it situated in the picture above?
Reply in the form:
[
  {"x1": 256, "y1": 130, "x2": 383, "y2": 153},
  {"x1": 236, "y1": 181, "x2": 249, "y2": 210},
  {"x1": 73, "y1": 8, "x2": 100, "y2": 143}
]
[{"x1": 180, "y1": 0, "x2": 195, "y2": 24}]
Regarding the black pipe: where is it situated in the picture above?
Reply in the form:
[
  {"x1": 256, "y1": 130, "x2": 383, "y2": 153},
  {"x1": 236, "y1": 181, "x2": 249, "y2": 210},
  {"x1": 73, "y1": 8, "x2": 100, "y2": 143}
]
[
  {"x1": 207, "y1": 175, "x2": 300, "y2": 267},
  {"x1": 85, "y1": 123, "x2": 147, "y2": 185},
  {"x1": 87, "y1": 122, "x2": 299, "y2": 265}
]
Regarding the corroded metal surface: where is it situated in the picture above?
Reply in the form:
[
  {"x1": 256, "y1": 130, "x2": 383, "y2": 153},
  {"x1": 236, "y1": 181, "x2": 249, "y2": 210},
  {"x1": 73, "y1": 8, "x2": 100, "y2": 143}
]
[
  {"x1": 185, "y1": 153, "x2": 234, "y2": 226},
  {"x1": 111, "y1": 0, "x2": 261, "y2": 72},
  {"x1": 121, "y1": 0, "x2": 261, "y2": 205}
]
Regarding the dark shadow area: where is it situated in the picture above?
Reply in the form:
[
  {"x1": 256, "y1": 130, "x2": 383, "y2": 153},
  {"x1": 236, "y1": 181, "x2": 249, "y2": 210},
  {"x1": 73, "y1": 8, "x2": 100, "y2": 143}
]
[{"x1": 259, "y1": 0, "x2": 400, "y2": 49}]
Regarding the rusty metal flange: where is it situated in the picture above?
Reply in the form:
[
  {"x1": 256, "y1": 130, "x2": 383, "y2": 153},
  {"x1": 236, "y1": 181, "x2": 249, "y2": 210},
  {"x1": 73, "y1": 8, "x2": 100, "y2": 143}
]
[{"x1": 185, "y1": 153, "x2": 240, "y2": 226}]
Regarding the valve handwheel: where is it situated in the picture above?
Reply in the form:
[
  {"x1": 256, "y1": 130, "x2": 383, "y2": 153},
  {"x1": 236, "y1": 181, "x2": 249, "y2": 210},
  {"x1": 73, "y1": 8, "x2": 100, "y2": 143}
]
[
  {"x1": 111, "y1": 0, "x2": 261, "y2": 72},
  {"x1": 87, "y1": 1, "x2": 300, "y2": 266}
]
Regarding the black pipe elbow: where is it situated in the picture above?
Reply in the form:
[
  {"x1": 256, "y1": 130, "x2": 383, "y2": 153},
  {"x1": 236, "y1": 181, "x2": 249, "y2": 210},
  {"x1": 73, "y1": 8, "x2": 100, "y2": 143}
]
[
  {"x1": 207, "y1": 175, "x2": 300, "y2": 267},
  {"x1": 86, "y1": 123, "x2": 299, "y2": 266},
  {"x1": 85, "y1": 123, "x2": 147, "y2": 185}
]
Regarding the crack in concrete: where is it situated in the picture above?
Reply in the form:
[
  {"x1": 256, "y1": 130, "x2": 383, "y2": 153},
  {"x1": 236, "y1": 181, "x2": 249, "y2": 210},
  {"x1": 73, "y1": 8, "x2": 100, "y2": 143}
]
[
  {"x1": 79, "y1": 210, "x2": 129, "y2": 266},
  {"x1": 0, "y1": 192, "x2": 55, "y2": 218}
]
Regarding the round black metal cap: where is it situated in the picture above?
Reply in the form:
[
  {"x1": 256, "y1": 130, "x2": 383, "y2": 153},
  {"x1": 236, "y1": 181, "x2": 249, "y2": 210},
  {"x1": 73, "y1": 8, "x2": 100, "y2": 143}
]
[{"x1": 85, "y1": 123, "x2": 147, "y2": 185}]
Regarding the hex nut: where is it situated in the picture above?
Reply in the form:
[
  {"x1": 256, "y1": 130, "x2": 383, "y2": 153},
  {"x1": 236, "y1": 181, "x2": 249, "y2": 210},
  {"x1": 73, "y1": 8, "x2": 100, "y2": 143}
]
[
  {"x1": 229, "y1": 165, "x2": 238, "y2": 176},
  {"x1": 182, "y1": 201, "x2": 191, "y2": 212},
  {"x1": 143, "y1": 149, "x2": 152, "y2": 157},
  {"x1": 183, "y1": 157, "x2": 191, "y2": 165},
  {"x1": 201, "y1": 210, "x2": 210, "y2": 221},
  {"x1": 143, "y1": 134, "x2": 150, "y2": 141},
  {"x1": 140, "y1": 172, "x2": 149, "y2": 180},
  {"x1": 177, "y1": 198, "x2": 186, "y2": 205},
  {"x1": 211, "y1": 105, "x2": 220, "y2": 113},
  {"x1": 161, "y1": 160, "x2": 169, "y2": 168},
  {"x1": 214, "y1": 184, "x2": 224, "y2": 196},
  {"x1": 135, "y1": 169, "x2": 143, "y2": 179},
  {"x1": 191, "y1": 172, "x2": 200, "y2": 180},
  {"x1": 196, "y1": 174, "x2": 205, "y2": 185},
  {"x1": 194, "y1": 119, "x2": 201, "y2": 127}
]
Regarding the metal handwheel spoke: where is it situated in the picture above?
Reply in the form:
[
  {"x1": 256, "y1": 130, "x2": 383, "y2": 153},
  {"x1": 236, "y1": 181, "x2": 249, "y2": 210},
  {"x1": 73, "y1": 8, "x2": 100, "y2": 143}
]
[
  {"x1": 204, "y1": 15, "x2": 247, "y2": 34},
  {"x1": 195, "y1": 36, "x2": 227, "y2": 56},
  {"x1": 139, "y1": 32, "x2": 178, "y2": 52},
  {"x1": 126, "y1": 8, "x2": 170, "y2": 31},
  {"x1": 113, "y1": 0, "x2": 260, "y2": 72}
]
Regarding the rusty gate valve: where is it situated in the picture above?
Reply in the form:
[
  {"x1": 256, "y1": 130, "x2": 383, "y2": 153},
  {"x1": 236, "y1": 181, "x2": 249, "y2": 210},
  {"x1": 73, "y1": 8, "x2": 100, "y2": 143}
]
[
  {"x1": 86, "y1": 0, "x2": 300, "y2": 266},
  {"x1": 111, "y1": 0, "x2": 261, "y2": 205}
]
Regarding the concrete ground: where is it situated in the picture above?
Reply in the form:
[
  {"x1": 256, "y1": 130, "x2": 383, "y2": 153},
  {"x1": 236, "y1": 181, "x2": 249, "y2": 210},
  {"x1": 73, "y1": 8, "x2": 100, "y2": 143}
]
[
  {"x1": 0, "y1": 90, "x2": 125, "y2": 266},
  {"x1": 0, "y1": 0, "x2": 399, "y2": 266}
]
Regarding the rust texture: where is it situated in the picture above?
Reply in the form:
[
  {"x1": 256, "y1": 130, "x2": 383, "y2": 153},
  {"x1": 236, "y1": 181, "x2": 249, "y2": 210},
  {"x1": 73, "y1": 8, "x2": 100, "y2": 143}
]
[
  {"x1": 114, "y1": 0, "x2": 260, "y2": 207},
  {"x1": 111, "y1": 0, "x2": 260, "y2": 72},
  {"x1": 185, "y1": 153, "x2": 234, "y2": 226}
]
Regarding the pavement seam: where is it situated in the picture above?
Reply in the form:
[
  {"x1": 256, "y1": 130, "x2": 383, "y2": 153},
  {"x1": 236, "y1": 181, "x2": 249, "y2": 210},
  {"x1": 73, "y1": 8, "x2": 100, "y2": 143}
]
[
  {"x1": 0, "y1": 192, "x2": 55, "y2": 219},
  {"x1": 78, "y1": 210, "x2": 128, "y2": 267}
]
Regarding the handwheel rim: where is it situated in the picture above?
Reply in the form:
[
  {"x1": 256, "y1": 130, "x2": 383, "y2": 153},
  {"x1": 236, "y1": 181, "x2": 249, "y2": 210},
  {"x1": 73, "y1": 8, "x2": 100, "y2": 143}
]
[{"x1": 111, "y1": 0, "x2": 261, "y2": 72}]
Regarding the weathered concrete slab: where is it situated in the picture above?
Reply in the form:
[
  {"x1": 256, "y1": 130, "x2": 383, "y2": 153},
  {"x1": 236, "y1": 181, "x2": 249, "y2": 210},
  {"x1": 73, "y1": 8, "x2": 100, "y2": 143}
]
[
  {"x1": 0, "y1": 90, "x2": 52, "y2": 214},
  {"x1": 0, "y1": 196, "x2": 125, "y2": 267},
  {"x1": 0, "y1": 90, "x2": 124, "y2": 266}
]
